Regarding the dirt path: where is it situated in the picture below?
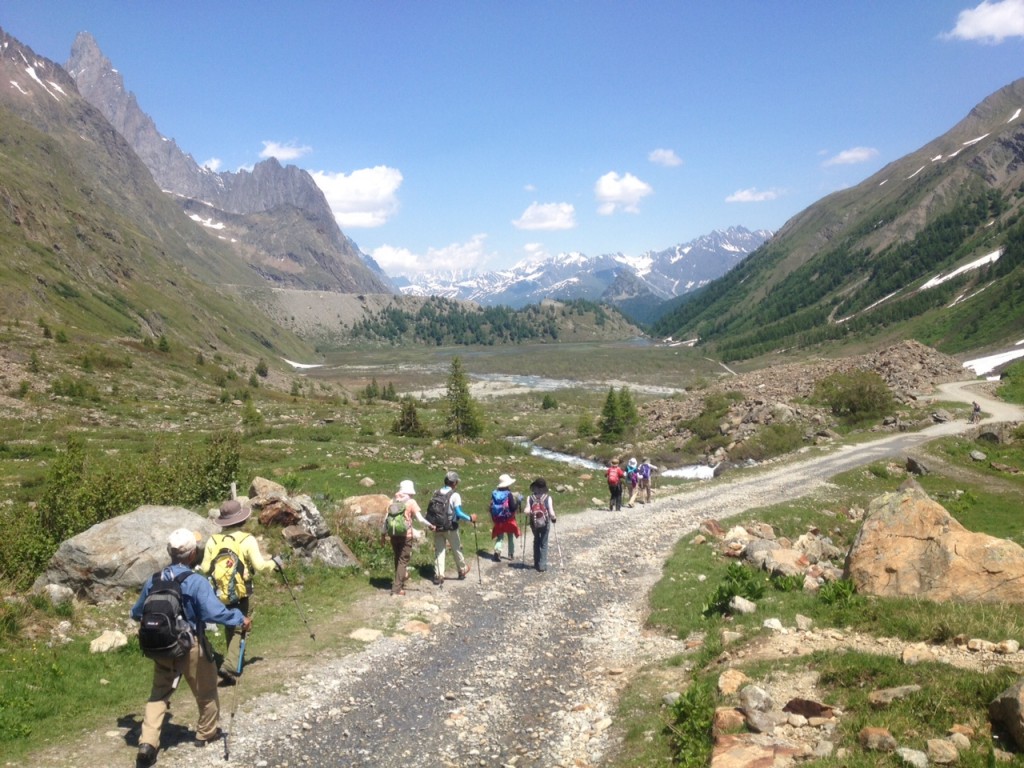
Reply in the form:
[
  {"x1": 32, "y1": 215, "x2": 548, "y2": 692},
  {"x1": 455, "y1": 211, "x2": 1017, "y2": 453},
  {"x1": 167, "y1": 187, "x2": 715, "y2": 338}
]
[{"x1": 21, "y1": 381, "x2": 1024, "y2": 768}]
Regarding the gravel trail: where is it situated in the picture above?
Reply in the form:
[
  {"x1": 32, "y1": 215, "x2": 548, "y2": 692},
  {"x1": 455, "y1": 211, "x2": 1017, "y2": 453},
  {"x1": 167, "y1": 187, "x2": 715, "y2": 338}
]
[{"x1": 40, "y1": 382, "x2": 1020, "y2": 768}]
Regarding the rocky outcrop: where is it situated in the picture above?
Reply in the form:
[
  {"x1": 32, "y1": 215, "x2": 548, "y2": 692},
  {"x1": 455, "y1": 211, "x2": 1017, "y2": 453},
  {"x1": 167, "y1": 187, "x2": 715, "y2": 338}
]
[
  {"x1": 844, "y1": 483, "x2": 1024, "y2": 603},
  {"x1": 31, "y1": 505, "x2": 218, "y2": 603}
]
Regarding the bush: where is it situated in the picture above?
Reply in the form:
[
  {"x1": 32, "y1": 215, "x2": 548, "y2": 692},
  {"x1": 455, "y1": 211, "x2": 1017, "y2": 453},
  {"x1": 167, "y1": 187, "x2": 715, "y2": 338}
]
[
  {"x1": 11, "y1": 433, "x2": 243, "y2": 586},
  {"x1": 813, "y1": 370, "x2": 894, "y2": 425},
  {"x1": 702, "y1": 562, "x2": 767, "y2": 616},
  {"x1": 729, "y1": 422, "x2": 805, "y2": 462},
  {"x1": 541, "y1": 394, "x2": 558, "y2": 410},
  {"x1": 669, "y1": 678, "x2": 716, "y2": 767}
]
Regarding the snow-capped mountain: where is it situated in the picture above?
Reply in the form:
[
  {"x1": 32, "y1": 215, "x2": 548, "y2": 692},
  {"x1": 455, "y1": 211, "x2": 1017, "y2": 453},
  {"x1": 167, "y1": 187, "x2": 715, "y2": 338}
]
[{"x1": 397, "y1": 227, "x2": 772, "y2": 316}]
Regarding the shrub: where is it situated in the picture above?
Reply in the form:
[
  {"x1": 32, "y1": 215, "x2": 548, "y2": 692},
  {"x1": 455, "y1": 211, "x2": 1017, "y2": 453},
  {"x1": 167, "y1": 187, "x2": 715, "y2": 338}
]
[
  {"x1": 392, "y1": 397, "x2": 428, "y2": 437},
  {"x1": 702, "y1": 562, "x2": 767, "y2": 616},
  {"x1": 813, "y1": 370, "x2": 894, "y2": 425},
  {"x1": 729, "y1": 422, "x2": 805, "y2": 462},
  {"x1": 668, "y1": 678, "x2": 716, "y2": 767},
  {"x1": 541, "y1": 394, "x2": 558, "y2": 410}
]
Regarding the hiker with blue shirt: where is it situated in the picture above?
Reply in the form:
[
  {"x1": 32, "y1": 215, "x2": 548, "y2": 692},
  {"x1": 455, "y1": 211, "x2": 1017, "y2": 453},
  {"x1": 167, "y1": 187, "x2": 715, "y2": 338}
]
[
  {"x1": 428, "y1": 471, "x2": 477, "y2": 585},
  {"x1": 489, "y1": 473, "x2": 521, "y2": 561},
  {"x1": 131, "y1": 528, "x2": 251, "y2": 767}
]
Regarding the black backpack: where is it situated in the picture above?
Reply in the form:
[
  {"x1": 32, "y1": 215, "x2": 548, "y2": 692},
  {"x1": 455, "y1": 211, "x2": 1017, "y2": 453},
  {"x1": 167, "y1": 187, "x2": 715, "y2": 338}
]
[
  {"x1": 138, "y1": 571, "x2": 195, "y2": 660},
  {"x1": 425, "y1": 489, "x2": 455, "y2": 531}
]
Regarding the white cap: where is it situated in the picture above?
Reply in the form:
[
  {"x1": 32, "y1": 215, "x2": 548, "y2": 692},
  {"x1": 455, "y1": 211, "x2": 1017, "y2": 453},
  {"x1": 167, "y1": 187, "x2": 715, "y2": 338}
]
[
  {"x1": 167, "y1": 528, "x2": 198, "y2": 558},
  {"x1": 398, "y1": 479, "x2": 416, "y2": 495},
  {"x1": 497, "y1": 473, "x2": 515, "y2": 489}
]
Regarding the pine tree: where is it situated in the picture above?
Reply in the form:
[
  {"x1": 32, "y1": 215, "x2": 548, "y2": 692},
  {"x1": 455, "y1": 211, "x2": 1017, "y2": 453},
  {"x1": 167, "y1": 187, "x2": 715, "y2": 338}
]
[
  {"x1": 392, "y1": 397, "x2": 428, "y2": 437},
  {"x1": 443, "y1": 356, "x2": 483, "y2": 439},
  {"x1": 617, "y1": 386, "x2": 639, "y2": 431},
  {"x1": 598, "y1": 386, "x2": 623, "y2": 439}
]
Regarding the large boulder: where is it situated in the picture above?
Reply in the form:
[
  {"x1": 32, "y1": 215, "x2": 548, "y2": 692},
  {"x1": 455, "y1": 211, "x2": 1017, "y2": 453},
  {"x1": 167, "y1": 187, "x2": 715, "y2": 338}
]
[
  {"x1": 31, "y1": 505, "x2": 218, "y2": 603},
  {"x1": 844, "y1": 485, "x2": 1024, "y2": 603}
]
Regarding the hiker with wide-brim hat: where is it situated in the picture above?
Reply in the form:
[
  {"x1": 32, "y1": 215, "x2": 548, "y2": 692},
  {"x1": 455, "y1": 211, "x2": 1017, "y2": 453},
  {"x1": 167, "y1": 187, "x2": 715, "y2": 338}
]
[
  {"x1": 131, "y1": 528, "x2": 251, "y2": 765},
  {"x1": 526, "y1": 477, "x2": 557, "y2": 572},
  {"x1": 380, "y1": 480, "x2": 435, "y2": 596},
  {"x1": 196, "y1": 500, "x2": 283, "y2": 684},
  {"x1": 489, "y1": 473, "x2": 522, "y2": 562}
]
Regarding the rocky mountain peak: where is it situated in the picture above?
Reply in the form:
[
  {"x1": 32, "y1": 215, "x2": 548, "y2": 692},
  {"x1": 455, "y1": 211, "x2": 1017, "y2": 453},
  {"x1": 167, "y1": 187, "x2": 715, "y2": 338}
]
[{"x1": 66, "y1": 32, "x2": 391, "y2": 294}]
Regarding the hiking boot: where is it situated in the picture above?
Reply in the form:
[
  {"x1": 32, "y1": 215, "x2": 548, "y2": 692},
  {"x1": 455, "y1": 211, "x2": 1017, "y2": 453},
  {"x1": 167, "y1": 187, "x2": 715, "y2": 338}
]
[
  {"x1": 433, "y1": 576, "x2": 444, "y2": 586},
  {"x1": 136, "y1": 743, "x2": 157, "y2": 767},
  {"x1": 492, "y1": 551, "x2": 501, "y2": 562},
  {"x1": 194, "y1": 728, "x2": 223, "y2": 747},
  {"x1": 217, "y1": 669, "x2": 238, "y2": 686},
  {"x1": 458, "y1": 565, "x2": 470, "y2": 580}
]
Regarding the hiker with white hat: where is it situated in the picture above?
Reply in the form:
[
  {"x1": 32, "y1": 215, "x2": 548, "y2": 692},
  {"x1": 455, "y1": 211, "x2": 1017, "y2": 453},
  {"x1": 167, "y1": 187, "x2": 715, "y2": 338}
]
[
  {"x1": 380, "y1": 479, "x2": 435, "y2": 596},
  {"x1": 130, "y1": 528, "x2": 251, "y2": 766},
  {"x1": 196, "y1": 499, "x2": 283, "y2": 684},
  {"x1": 488, "y1": 473, "x2": 522, "y2": 562}
]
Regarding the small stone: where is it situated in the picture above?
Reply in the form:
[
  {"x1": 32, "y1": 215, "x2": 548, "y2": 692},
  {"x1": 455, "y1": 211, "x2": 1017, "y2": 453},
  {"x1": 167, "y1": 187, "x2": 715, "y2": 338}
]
[
  {"x1": 859, "y1": 727, "x2": 897, "y2": 752},
  {"x1": 926, "y1": 738, "x2": 959, "y2": 764},
  {"x1": 896, "y1": 747, "x2": 928, "y2": 768}
]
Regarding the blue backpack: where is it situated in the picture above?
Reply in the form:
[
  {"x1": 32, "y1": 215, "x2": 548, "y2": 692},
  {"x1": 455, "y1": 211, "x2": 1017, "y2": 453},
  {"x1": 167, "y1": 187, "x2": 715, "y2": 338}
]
[{"x1": 490, "y1": 489, "x2": 513, "y2": 522}]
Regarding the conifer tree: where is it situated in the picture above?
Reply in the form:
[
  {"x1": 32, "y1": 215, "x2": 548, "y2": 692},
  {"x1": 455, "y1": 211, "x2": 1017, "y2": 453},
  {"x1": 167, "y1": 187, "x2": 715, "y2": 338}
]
[
  {"x1": 392, "y1": 397, "x2": 428, "y2": 437},
  {"x1": 598, "y1": 386, "x2": 623, "y2": 439},
  {"x1": 443, "y1": 356, "x2": 483, "y2": 439}
]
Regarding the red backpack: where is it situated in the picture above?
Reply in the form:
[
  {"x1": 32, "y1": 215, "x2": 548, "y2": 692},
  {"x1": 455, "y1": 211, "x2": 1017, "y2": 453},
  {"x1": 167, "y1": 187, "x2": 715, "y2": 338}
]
[{"x1": 607, "y1": 466, "x2": 621, "y2": 485}]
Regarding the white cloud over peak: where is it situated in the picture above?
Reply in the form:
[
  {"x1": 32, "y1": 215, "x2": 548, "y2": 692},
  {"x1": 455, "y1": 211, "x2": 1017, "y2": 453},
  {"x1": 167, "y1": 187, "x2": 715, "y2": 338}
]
[
  {"x1": 260, "y1": 140, "x2": 313, "y2": 161},
  {"x1": 648, "y1": 148, "x2": 683, "y2": 167},
  {"x1": 823, "y1": 146, "x2": 879, "y2": 166},
  {"x1": 201, "y1": 157, "x2": 222, "y2": 172},
  {"x1": 595, "y1": 171, "x2": 653, "y2": 215},
  {"x1": 311, "y1": 166, "x2": 403, "y2": 228},
  {"x1": 513, "y1": 202, "x2": 576, "y2": 230},
  {"x1": 372, "y1": 234, "x2": 494, "y2": 275},
  {"x1": 725, "y1": 187, "x2": 783, "y2": 203},
  {"x1": 942, "y1": 0, "x2": 1024, "y2": 43}
]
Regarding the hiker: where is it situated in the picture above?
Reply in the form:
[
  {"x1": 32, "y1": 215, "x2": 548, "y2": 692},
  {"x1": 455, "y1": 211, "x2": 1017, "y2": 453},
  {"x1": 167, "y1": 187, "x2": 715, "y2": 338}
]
[
  {"x1": 381, "y1": 479, "x2": 434, "y2": 596},
  {"x1": 637, "y1": 457, "x2": 653, "y2": 504},
  {"x1": 131, "y1": 528, "x2": 252, "y2": 767},
  {"x1": 626, "y1": 457, "x2": 640, "y2": 507},
  {"x1": 196, "y1": 499, "x2": 282, "y2": 684},
  {"x1": 426, "y1": 471, "x2": 477, "y2": 585},
  {"x1": 489, "y1": 473, "x2": 521, "y2": 561},
  {"x1": 606, "y1": 458, "x2": 625, "y2": 511},
  {"x1": 526, "y1": 477, "x2": 557, "y2": 571},
  {"x1": 972, "y1": 401, "x2": 982, "y2": 424}
]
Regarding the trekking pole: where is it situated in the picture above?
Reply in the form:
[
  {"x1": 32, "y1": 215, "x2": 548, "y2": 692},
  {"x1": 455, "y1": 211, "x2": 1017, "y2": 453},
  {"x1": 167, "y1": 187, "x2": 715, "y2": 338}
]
[
  {"x1": 224, "y1": 641, "x2": 244, "y2": 762},
  {"x1": 553, "y1": 522, "x2": 563, "y2": 569},
  {"x1": 472, "y1": 522, "x2": 482, "y2": 584},
  {"x1": 278, "y1": 568, "x2": 316, "y2": 641}
]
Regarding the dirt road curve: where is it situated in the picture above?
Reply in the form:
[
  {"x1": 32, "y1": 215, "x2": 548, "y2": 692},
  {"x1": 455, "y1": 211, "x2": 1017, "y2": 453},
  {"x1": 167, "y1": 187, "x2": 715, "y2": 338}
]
[{"x1": 37, "y1": 381, "x2": 1024, "y2": 768}]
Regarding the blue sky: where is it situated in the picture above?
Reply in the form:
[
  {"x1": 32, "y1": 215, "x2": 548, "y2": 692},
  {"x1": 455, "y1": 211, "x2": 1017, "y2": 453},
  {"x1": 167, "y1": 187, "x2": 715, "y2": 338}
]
[{"x1": 2, "y1": 2, "x2": 1023, "y2": 278}]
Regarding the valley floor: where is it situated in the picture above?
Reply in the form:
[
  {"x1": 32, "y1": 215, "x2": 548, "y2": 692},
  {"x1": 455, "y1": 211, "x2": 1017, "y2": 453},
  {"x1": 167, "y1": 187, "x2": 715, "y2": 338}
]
[{"x1": 17, "y1": 382, "x2": 1018, "y2": 768}]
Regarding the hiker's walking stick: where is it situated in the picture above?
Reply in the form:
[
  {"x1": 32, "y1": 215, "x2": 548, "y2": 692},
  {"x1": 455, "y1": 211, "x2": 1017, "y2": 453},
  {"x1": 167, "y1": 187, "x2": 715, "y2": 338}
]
[
  {"x1": 553, "y1": 521, "x2": 563, "y2": 569},
  {"x1": 472, "y1": 522, "x2": 482, "y2": 584},
  {"x1": 278, "y1": 568, "x2": 316, "y2": 641},
  {"x1": 235, "y1": 631, "x2": 247, "y2": 675}
]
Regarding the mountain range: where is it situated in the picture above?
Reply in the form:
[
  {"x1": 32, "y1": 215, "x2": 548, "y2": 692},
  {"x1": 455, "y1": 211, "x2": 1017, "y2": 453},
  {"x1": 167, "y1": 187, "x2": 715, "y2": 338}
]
[
  {"x1": 2, "y1": 22, "x2": 1022, "y2": 367},
  {"x1": 652, "y1": 78, "x2": 1024, "y2": 362},
  {"x1": 395, "y1": 226, "x2": 772, "y2": 324}
]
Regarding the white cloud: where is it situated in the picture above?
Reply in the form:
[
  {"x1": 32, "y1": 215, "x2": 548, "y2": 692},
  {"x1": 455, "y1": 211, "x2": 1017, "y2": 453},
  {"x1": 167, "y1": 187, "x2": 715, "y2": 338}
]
[
  {"x1": 594, "y1": 171, "x2": 653, "y2": 215},
  {"x1": 260, "y1": 140, "x2": 312, "y2": 161},
  {"x1": 201, "y1": 157, "x2": 222, "y2": 172},
  {"x1": 513, "y1": 202, "x2": 576, "y2": 230},
  {"x1": 648, "y1": 148, "x2": 683, "y2": 167},
  {"x1": 372, "y1": 234, "x2": 494, "y2": 275},
  {"x1": 942, "y1": 0, "x2": 1024, "y2": 43},
  {"x1": 310, "y1": 166, "x2": 403, "y2": 228},
  {"x1": 725, "y1": 187, "x2": 784, "y2": 203},
  {"x1": 823, "y1": 146, "x2": 880, "y2": 166}
]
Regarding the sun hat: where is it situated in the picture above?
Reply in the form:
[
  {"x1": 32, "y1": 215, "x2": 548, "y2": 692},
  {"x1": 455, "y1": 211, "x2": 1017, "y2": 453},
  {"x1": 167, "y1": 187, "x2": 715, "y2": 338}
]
[
  {"x1": 497, "y1": 473, "x2": 515, "y2": 489},
  {"x1": 167, "y1": 528, "x2": 198, "y2": 558},
  {"x1": 628, "y1": 457, "x2": 638, "y2": 468},
  {"x1": 399, "y1": 479, "x2": 416, "y2": 495},
  {"x1": 216, "y1": 499, "x2": 251, "y2": 527}
]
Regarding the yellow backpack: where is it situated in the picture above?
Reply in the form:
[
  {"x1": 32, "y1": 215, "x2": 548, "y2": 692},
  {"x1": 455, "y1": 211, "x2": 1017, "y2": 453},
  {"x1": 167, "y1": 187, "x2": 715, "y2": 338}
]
[{"x1": 208, "y1": 532, "x2": 251, "y2": 605}]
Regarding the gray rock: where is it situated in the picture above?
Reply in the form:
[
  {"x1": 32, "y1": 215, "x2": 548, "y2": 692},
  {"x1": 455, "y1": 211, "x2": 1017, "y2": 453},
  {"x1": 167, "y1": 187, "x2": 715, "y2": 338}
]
[
  {"x1": 31, "y1": 505, "x2": 218, "y2": 603},
  {"x1": 896, "y1": 747, "x2": 928, "y2": 768}
]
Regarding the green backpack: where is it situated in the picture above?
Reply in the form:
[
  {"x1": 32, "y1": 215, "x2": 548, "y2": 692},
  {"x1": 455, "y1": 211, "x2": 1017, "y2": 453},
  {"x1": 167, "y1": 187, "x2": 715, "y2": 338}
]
[{"x1": 385, "y1": 500, "x2": 408, "y2": 537}]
